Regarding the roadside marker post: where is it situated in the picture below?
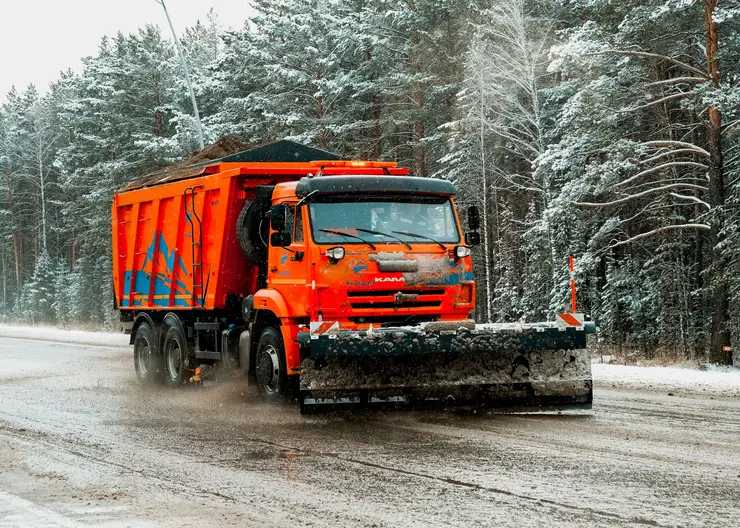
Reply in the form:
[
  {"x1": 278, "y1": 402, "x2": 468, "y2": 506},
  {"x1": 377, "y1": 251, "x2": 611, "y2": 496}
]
[{"x1": 570, "y1": 255, "x2": 577, "y2": 314}]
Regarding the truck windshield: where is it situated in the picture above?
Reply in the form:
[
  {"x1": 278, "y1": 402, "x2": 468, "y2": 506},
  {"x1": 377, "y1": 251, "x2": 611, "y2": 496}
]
[{"x1": 308, "y1": 195, "x2": 460, "y2": 245}]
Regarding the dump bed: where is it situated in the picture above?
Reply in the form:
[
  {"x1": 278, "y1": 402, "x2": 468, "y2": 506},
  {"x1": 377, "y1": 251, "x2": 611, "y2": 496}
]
[{"x1": 113, "y1": 168, "x2": 254, "y2": 311}]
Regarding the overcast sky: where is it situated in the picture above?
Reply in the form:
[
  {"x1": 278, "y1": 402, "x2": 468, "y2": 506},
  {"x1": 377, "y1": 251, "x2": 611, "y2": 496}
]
[{"x1": 0, "y1": 1, "x2": 255, "y2": 101}]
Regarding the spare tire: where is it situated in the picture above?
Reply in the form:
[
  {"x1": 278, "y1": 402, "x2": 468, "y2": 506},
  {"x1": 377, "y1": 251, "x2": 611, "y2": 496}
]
[{"x1": 236, "y1": 201, "x2": 269, "y2": 265}]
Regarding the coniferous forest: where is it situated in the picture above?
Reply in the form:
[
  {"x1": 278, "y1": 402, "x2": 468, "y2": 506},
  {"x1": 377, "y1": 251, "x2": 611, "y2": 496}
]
[{"x1": 1, "y1": 1, "x2": 739, "y2": 363}]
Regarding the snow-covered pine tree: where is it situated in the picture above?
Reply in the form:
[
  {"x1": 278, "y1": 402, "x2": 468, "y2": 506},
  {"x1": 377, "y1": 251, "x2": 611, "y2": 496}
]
[
  {"x1": 20, "y1": 250, "x2": 57, "y2": 324},
  {"x1": 544, "y1": 0, "x2": 740, "y2": 362},
  {"x1": 54, "y1": 28, "x2": 196, "y2": 326}
]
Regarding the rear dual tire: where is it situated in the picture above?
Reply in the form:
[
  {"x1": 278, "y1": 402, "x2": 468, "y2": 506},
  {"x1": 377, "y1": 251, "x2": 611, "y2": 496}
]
[
  {"x1": 134, "y1": 321, "x2": 163, "y2": 384},
  {"x1": 134, "y1": 320, "x2": 190, "y2": 386},
  {"x1": 134, "y1": 320, "x2": 292, "y2": 403},
  {"x1": 163, "y1": 324, "x2": 190, "y2": 386}
]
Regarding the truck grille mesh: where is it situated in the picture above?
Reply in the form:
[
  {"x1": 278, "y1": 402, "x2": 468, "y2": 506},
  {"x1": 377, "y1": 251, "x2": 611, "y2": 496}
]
[{"x1": 347, "y1": 289, "x2": 444, "y2": 310}]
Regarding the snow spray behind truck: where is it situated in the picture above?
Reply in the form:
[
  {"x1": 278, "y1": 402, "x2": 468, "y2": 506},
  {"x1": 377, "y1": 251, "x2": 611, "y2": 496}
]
[{"x1": 112, "y1": 139, "x2": 594, "y2": 413}]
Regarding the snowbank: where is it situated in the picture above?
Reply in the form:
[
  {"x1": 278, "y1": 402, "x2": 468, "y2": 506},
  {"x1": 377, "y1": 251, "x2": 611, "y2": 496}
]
[
  {"x1": 0, "y1": 324, "x2": 128, "y2": 348},
  {"x1": 593, "y1": 363, "x2": 740, "y2": 397}
]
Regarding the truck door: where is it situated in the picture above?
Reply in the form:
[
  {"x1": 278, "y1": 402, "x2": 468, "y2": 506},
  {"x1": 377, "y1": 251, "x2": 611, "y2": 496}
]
[{"x1": 267, "y1": 204, "x2": 309, "y2": 317}]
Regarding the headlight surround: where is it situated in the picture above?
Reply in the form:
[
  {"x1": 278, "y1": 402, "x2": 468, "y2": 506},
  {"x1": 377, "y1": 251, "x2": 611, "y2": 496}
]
[
  {"x1": 326, "y1": 246, "x2": 345, "y2": 261},
  {"x1": 454, "y1": 245, "x2": 471, "y2": 259}
]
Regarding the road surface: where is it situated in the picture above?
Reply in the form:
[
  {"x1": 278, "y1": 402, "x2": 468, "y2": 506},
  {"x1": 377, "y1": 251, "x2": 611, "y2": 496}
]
[{"x1": 0, "y1": 336, "x2": 738, "y2": 527}]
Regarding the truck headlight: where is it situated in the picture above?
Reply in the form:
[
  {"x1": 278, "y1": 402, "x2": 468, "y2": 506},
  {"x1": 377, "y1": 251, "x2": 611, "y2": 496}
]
[
  {"x1": 326, "y1": 247, "x2": 345, "y2": 261},
  {"x1": 455, "y1": 245, "x2": 471, "y2": 259}
]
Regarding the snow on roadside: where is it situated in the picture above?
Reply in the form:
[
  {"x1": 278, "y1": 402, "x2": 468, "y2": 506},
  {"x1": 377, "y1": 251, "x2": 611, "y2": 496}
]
[
  {"x1": 593, "y1": 363, "x2": 740, "y2": 397},
  {"x1": 0, "y1": 324, "x2": 128, "y2": 348}
]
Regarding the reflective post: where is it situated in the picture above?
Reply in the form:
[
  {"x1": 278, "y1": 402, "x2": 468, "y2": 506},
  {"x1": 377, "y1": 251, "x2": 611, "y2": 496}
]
[{"x1": 569, "y1": 255, "x2": 577, "y2": 313}]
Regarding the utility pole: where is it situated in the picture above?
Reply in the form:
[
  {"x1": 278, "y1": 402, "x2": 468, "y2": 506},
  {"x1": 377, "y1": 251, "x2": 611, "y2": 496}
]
[{"x1": 154, "y1": 0, "x2": 205, "y2": 150}]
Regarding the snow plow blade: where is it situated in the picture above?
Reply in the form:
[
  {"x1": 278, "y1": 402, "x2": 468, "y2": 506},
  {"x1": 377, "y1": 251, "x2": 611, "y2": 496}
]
[{"x1": 298, "y1": 321, "x2": 595, "y2": 414}]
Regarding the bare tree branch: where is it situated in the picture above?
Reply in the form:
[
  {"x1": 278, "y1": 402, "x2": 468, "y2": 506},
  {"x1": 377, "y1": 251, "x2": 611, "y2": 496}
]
[
  {"x1": 645, "y1": 77, "x2": 707, "y2": 87},
  {"x1": 490, "y1": 166, "x2": 544, "y2": 193},
  {"x1": 616, "y1": 161, "x2": 709, "y2": 188},
  {"x1": 618, "y1": 200, "x2": 667, "y2": 224},
  {"x1": 723, "y1": 119, "x2": 740, "y2": 134},
  {"x1": 574, "y1": 183, "x2": 708, "y2": 208},
  {"x1": 604, "y1": 223, "x2": 711, "y2": 250},
  {"x1": 643, "y1": 140, "x2": 711, "y2": 157},
  {"x1": 669, "y1": 192, "x2": 711, "y2": 209},
  {"x1": 640, "y1": 148, "x2": 708, "y2": 165},
  {"x1": 629, "y1": 177, "x2": 710, "y2": 191},
  {"x1": 589, "y1": 50, "x2": 709, "y2": 79},
  {"x1": 618, "y1": 92, "x2": 690, "y2": 113}
]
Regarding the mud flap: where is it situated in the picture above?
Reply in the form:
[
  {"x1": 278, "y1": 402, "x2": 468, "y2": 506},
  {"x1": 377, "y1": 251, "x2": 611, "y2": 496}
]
[{"x1": 298, "y1": 324, "x2": 594, "y2": 414}]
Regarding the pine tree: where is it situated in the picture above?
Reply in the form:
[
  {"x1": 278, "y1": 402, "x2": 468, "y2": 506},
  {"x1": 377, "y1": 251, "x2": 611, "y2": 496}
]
[{"x1": 20, "y1": 250, "x2": 57, "y2": 323}]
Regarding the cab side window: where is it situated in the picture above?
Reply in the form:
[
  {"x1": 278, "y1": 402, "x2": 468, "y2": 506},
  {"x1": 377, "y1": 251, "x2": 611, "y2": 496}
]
[
  {"x1": 294, "y1": 206, "x2": 304, "y2": 243},
  {"x1": 285, "y1": 205, "x2": 295, "y2": 238}
]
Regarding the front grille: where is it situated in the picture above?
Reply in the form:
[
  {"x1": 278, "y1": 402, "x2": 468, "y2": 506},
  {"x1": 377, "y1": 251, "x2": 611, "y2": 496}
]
[
  {"x1": 348, "y1": 315, "x2": 440, "y2": 326},
  {"x1": 350, "y1": 300, "x2": 441, "y2": 309},
  {"x1": 347, "y1": 289, "x2": 445, "y2": 297},
  {"x1": 347, "y1": 288, "x2": 444, "y2": 310}
]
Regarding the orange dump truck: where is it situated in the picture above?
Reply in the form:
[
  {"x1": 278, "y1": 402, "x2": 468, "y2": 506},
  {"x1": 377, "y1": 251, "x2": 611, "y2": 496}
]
[{"x1": 113, "y1": 140, "x2": 594, "y2": 413}]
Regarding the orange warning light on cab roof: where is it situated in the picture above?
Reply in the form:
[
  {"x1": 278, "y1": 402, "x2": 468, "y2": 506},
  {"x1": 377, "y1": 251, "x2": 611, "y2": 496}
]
[{"x1": 309, "y1": 160, "x2": 398, "y2": 169}]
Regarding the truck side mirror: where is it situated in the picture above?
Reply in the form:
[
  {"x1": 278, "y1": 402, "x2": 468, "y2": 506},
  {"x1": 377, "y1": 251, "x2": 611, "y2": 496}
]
[
  {"x1": 465, "y1": 231, "x2": 481, "y2": 246},
  {"x1": 271, "y1": 231, "x2": 292, "y2": 247},
  {"x1": 467, "y1": 206, "x2": 480, "y2": 231},
  {"x1": 270, "y1": 204, "x2": 288, "y2": 231}
]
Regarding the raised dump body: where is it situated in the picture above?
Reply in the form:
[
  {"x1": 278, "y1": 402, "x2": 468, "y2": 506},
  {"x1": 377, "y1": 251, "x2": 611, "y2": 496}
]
[{"x1": 112, "y1": 139, "x2": 594, "y2": 413}]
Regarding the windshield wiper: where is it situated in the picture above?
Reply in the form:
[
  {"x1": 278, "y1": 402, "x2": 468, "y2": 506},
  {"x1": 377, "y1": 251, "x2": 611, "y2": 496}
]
[
  {"x1": 319, "y1": 229, "x2": 376, "y2": 250},
  {"x1": 391, "y1": 230, "x2": 447, "y2": 250},
  {"x1": 355, "y1": 228, "x2": 412, "y2": 250}
]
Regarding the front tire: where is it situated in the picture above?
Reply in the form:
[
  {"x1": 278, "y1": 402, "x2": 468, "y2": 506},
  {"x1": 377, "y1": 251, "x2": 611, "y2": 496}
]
[
  {"x1": 134, "y1": 321, "x2": 163, "y2": 384},
  {"x1": 163, "y1": 324, "x2": 190, "y2": 387},
  {"x1": 254, "y1": 327, "x2": 290, "y2": 404}
]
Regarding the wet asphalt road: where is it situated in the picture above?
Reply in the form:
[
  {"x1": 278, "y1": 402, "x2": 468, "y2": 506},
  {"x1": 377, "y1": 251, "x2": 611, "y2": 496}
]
[{"x1": 0, "y1": 336, "x2": 739, "y2": 527}]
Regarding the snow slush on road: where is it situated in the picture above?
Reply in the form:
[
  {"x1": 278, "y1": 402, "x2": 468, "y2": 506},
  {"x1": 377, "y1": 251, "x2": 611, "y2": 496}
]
[{"x1": 299, "y1": 317, "x2": 595, "y2": 413}]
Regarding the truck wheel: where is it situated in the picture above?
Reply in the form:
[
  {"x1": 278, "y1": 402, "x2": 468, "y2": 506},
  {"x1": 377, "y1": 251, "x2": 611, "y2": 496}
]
[
  {"x1": 255, "y1": 327, "x2": 289, "y2": 404},
  {"x1": 236, "y1": 201, "x2": 269, "y2": 265},
  {"x1": 163, "y1": 324, "x2": 190, "y2": 387},
  {"x1": 134, "y1": 321, "x2": 163, "y2": 384}
]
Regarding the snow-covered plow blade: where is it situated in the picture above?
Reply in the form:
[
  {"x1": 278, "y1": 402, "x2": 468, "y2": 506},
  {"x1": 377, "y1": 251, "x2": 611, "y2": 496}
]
[{"x1": 298, "y1": 319, "x2": 595, "y2": 414}]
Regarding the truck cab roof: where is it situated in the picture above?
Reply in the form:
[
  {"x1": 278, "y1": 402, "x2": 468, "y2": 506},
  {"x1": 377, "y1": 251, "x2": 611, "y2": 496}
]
[
  {"x1": 273, "y1": 175, "x2": 456, "y2": 202},
  {"x1": 295, "y1": 175, "x2": 456, "y2": 198}
]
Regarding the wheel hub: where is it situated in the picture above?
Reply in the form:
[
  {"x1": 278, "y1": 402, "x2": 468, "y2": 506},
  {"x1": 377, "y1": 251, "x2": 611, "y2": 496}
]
[
  {"x1": 166, "y1": 341, "x2": 182, "y2": 379},
  {"x1": 256, "y1": 345, "x2": 279, "y2": 393},
  {"x1": 136, "y1": 339, "x2": 150, "y2": 376}
]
